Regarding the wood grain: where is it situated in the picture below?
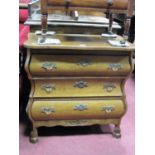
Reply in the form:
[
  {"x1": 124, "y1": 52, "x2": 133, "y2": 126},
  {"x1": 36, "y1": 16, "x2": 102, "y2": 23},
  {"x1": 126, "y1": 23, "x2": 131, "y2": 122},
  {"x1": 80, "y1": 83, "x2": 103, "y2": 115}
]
[
  {"x1": 29, "y1": 54, "x2": 131, "y2": 77},
  {"x1": 31, "y1": 99, "x2": 126, "y2": 120},
  {"x1": 24, "y1": 33, "x2": 134, "y2": 51},
  {"x1": 31, "y1": 78, "x2": 123, "y2": 98},
  {"x1": 43, "y1": 0, "x2": 128, "y2": 10}
]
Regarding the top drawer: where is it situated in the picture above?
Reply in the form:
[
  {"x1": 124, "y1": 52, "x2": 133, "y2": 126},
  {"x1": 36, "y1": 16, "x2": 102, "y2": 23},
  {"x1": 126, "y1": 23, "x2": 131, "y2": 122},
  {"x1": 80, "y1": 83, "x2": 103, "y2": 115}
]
[{"x1": 29, "y1": 55, "x2": 131, "y2": 77}]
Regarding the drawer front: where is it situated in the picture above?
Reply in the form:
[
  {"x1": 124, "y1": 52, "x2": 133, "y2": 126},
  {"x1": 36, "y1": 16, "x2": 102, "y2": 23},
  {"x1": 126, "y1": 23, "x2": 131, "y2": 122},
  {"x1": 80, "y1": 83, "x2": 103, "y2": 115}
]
[
  {"x1": 31, "y1": 99, "x2": 126, "y2": 121},
  {"x1": 29, "y1": 55, "x2": 131, "y2": 77},
  {"x1": 33, "y1": 79, "x2": 123, "y2": 98}
]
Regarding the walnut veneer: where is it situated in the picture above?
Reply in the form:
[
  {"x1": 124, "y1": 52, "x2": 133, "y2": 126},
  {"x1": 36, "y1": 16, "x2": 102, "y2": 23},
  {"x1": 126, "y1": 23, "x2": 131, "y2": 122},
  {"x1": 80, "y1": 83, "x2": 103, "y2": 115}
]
[{"x1": 24, "y1": 33, "x2": 134, "y2": 143}]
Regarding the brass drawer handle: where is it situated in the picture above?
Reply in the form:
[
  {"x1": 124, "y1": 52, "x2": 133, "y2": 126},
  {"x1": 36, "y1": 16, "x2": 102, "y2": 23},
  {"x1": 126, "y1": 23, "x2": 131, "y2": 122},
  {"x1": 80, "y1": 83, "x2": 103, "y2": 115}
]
[
  {"x1": 41, "y1": 107, "x2": 55, "y2": 115},
  {"x1": 77, "y1": 60, "x2": 92, "y2": 67},
  {"x1": 41, "y1": 84, "x2": 56, "y2": 93},
  {"x1": 74, "y1": 81, "x2": 88, "y2": 89},
  {"x1": 103, "y1": 83, "x2": 116, "y2": 92},
  {"x1": 108, "y1": 63, "x2": 122, "y2": 71},
  {"x1": 74, "y1": 104, "x2": 88, "y2": 111},
  {"x1": 101, "y1": 106, "x2": 115, "y2": 113},
  {"x1": 42, "y1": 62, "x2": 57, "y2": 70}
]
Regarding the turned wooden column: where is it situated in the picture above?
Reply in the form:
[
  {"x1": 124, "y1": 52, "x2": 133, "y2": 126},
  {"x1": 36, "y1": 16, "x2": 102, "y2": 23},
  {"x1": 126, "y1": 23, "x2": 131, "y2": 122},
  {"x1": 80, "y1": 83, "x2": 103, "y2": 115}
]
[
  {"x1": 123, "y1": 0, "x2": 135, "y2": 40},
  {"x1": 41, "y1": 0, "x2": 48, "y2": 34}
]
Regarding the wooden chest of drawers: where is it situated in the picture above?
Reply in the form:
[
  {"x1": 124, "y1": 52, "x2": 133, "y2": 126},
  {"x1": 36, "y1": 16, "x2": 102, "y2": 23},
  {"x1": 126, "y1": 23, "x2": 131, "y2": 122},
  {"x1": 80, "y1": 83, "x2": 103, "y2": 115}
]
[{"x1": 24, "y1": 33, "x2": 134, "y2": 143}]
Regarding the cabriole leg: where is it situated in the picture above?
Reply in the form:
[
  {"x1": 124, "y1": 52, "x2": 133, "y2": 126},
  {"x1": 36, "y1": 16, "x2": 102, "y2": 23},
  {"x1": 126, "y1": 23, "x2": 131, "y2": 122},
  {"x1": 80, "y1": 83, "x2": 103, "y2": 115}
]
[{"x1": 30, "y1": 126, "x2": 38, "y2": 143}]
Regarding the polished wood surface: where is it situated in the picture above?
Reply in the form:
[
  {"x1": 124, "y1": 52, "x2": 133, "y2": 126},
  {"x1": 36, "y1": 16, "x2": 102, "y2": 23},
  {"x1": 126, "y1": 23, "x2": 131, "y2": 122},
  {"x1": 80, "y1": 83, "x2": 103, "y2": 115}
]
[
  {"x1": 29, "y1": 54, "x2": 131, "y2": 77},
  {"x1": 24, "y1": 33, "x2": 134, "y2": 51},
  {"x1": 24, "y1": 5, "x2": 134, "y2": 141},
  {"x1": 25, "y1": 32, "x2": 134, "y2": 142},
  {"x1": 41, "y1": 0, "x2": 128, "y2": 13},
  {"x1": 31, "y1": 78, "x2": 123, "y2": 98},
  {"x1": 22, "y1": 0, "x2": 135, "y2": 143},
  {"x1": 31, "y1": 99, "x2": 126, "y2": 120}
]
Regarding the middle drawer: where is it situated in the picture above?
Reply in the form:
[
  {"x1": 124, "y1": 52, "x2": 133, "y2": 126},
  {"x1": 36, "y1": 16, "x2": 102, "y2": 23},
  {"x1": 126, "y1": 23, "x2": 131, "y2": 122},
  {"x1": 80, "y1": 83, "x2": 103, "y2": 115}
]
[{"x1": 31, "y1": 78, "x2": 123, "y2": 98}]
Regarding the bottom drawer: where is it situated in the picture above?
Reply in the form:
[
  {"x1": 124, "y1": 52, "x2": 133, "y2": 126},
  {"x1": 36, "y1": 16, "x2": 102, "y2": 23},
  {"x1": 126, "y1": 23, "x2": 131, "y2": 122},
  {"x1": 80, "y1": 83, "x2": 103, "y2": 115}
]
[{"x1": 31, "y1": 99, "x2": 126, "y2": 121}]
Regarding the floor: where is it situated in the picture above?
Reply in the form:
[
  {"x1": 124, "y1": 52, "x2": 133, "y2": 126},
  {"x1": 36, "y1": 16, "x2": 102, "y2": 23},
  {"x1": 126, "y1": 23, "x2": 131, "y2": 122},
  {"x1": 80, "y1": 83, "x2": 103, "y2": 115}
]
[{"x1": 19, "y1": 76, "x2": 135, "y2": 155}]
